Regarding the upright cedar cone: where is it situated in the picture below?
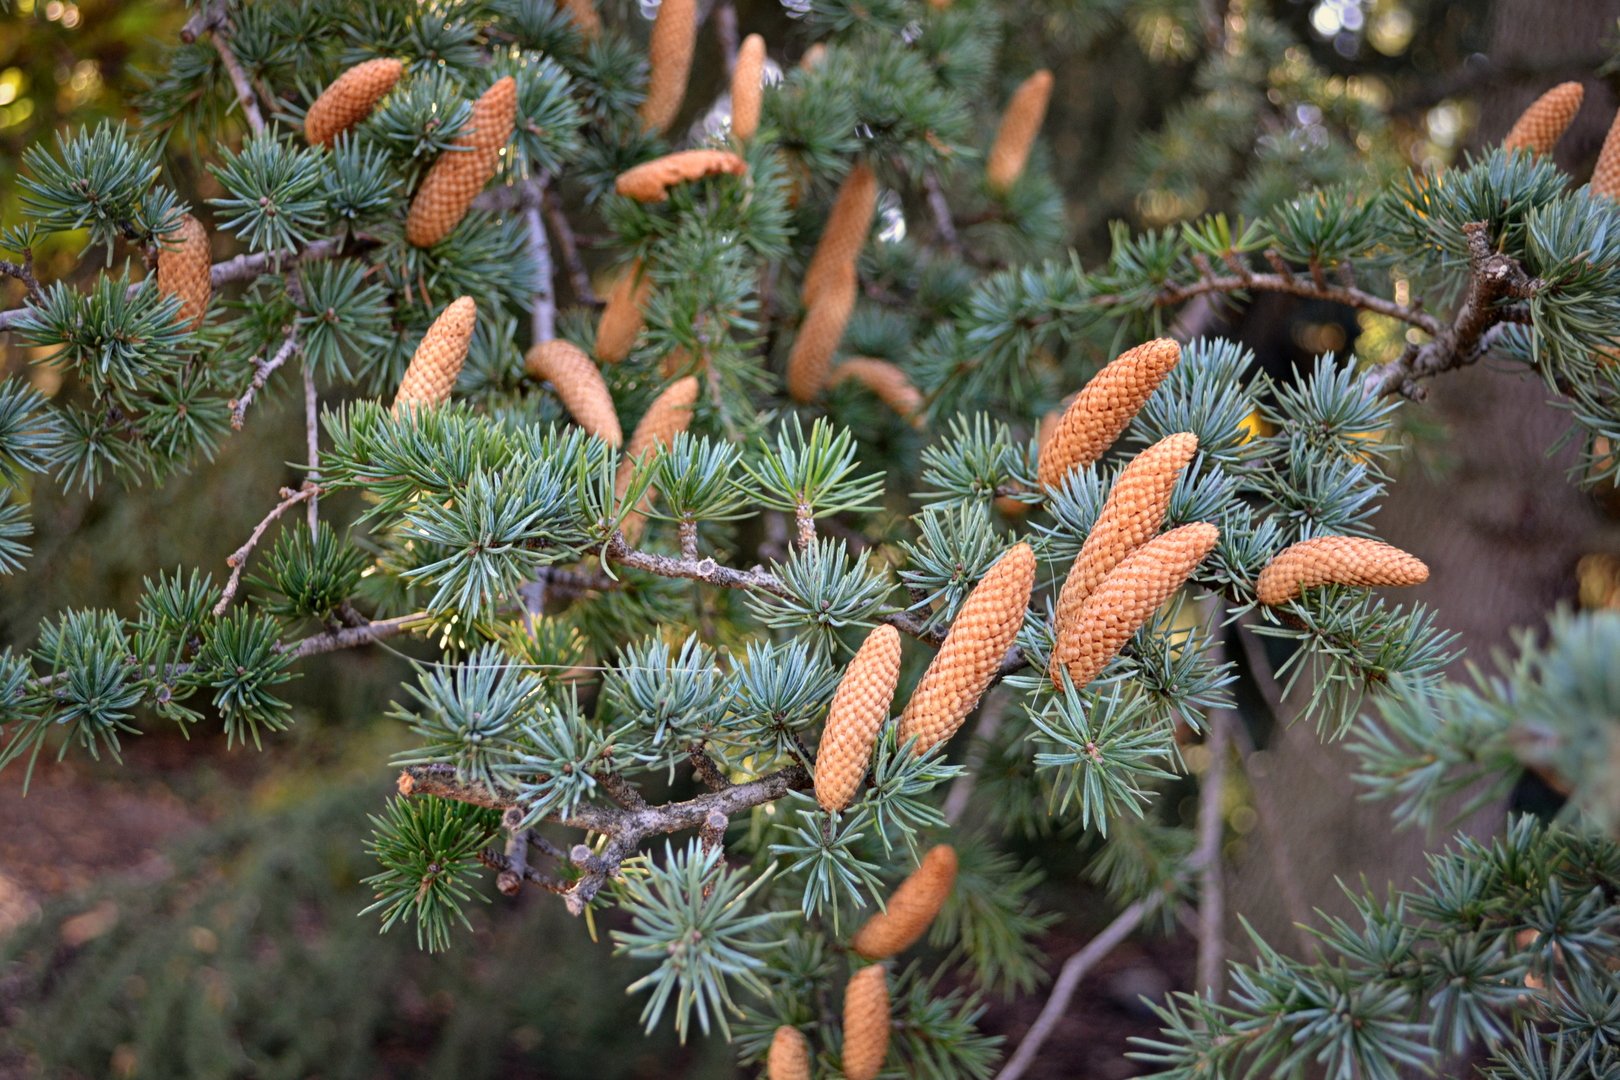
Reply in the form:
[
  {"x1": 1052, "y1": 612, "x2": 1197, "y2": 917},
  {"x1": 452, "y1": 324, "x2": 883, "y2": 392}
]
[
  {"x1": 786, "y1": 265, "x2": 856, "y2": 403},
  {"x1": 1051, "y1": 522, "x2": 1218, "y2": 688},
  {"x1": 558, "y1": 0, "x2": 602, "y2": 38},
  {"x1": 767, "y1": 1026, "x2": 811, "y2": 1080},
  {"x1": 829, "y1": 358, "x2": 924, "y2": 427},
  {"x1": 814, "y1": 625, "x2": 903, "y2": 813},
  {"x1": 801, "y1": 162, "x2": 877, "y2": 309},
  {"x1": 731, "y1": 34, "x2": 767, "y2": 141},
  {"x1": 639, "y1": 0, "x2": 696, "y2": 133},
  {"x1": 841, "y1": 965, "x2": 890, "y2": 1080},
  {"x1": 1254, "y1": 535, "x2": 1429, "y2": 607},
  {"x1": 1050, "y1": 433, "x2": 1199, "y2": 678},
  {"x1": 850, "y1": 845, "x2": 958, "y2": 959},
  {"x1": 986, "y1": 69, "x2": 1053, "y2": 194},
  {"x1": 393, "y1": 296, "x2": 477, "y2": 412},
  {"x1": 405, "y1": 76, "x2": 517, "y2": 248},
  {"x1": 615, "y1": 376, "x2": 700, "y2": 544},
  {"x1": 597, "y1": 260, "x2": 652, "y2": 364},
  {"x1": 799, "y1": 43, "x2": 828, "y2": 71},
  {"x1": 303, "y1": 58, "x2": 404, "y2": 146},
  {"x1": 157, "y1": 213, "x2": 211, "y2": 331},
  {"x1": 1594, "y1": 108, "x2": 1620, "y2": 201},
  {"x1": 524, "y1": 340, "x2": 623, "y2": 447},
  {"x1": 1502, "y1": 81, "x2": 1584, "y2": 158},
  {"x1": 614, "y1": 149, "x2": 749, "y2": 202},
  {"x1": 898, "y1": 542, "x2": 1036, "y2": 754},
  {"x1": 1037, "y1": 338, "x2": 1181, "y2": 491}
]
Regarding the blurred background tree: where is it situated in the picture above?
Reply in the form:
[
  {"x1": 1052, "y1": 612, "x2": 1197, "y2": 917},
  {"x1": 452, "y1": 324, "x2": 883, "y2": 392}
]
[{"x1": 0, "y1": 1, "x2": 1617, "y2": 1078}]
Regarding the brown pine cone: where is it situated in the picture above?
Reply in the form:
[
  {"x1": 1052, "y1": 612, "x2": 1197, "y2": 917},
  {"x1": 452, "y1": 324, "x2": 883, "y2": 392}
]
[
  {"x1": 393, "y1": 296, "x2": 477, "y2": 412},
  {"x1": 304, "y1": 58, "x2": 404, "y2": 147},
  {"x1": 524, "y1": 340, "x2": 623, "y2": 447},
  {"x1": 639, "y1": 0, "x2": 697, "y2": 133},
  {"x1": 786, "y1": 265, "x2": 856, "y2": 403},
  {"x1": 1050, "y1": 433, "x2": 1199, "y2": 681},
  {"x1": 1594, "y1": 108, "x2": 1620, "y2": 201},
  {"x1": 1037, "y1": 338, "x2": 1181, "y2": 492},
  {"x1": 731, "y1": 34, "x2": 767, "y2": 141},
  {"x1": 405, "y1": 76, "x2": 518, "y2": 248},
  {"x1": 829, "y1": 358, "x2": 923, "y2": 427},
  {"x1": 1502, "y1": 82, "x2": 1584, "y2": 158},
  {"x1": 157, "y1": 213, "x2": 211, "y2": 331},
  {"x1": 987, "y1": 69, "x2": 1053, "y2": 194},
  {"x1": 767, "y1": 1026, "x2": 811, "y2": 1080},
  {"x1": 596, "y1": 260, "x2": 652, "y2": 364},
  {"x1": 1050, "y1": 522, "x2": 1218, "y2": 689},
  {"x1": 559, "y1": 0, "x2": 602, "y2": 38},
  {"x1": 615, "y1": 376, "x2": 700, "y2": 544},
  {"x1": 898, "y1": 542, "x2": 1035, "y2": 754},
  {"x1": 1254, "y1": 535, "x2": 1429, "y2": 607},
  {"x1": 841, "y1": 965, "x2": 890, "y2": 1080},
  {"x1": 850, "y1": 845, "x2": 957, "y2": 959},
  {"x1": 801, "y1": 162, "x2": 876, "y2": 309},
  {"x1": 614, "y1": 149, "x2": 749, "y2": 202},
  {"x1": 814, "y1": 625, "x2": 903, "y2": 813}
]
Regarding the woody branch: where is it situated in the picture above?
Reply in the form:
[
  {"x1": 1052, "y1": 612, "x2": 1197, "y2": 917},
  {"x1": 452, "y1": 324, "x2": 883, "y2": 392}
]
[{"x1": 397, "y1": 761, "x2": 811, "y2": 912}]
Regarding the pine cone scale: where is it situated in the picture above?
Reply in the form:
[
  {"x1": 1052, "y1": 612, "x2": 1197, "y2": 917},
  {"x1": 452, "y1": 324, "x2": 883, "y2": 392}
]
[
  {"x1": 851, "y1": 844, "x2": 958, "y2": 959},
  {"x1": 1255, "y1": 536, "x2": 1428, "y2": 607},
  {"x1": 1051, "y1": 521, "x2": 1218, "y2": 688},
  {"x1": 814, "y1": 625, "x2": 903, "y2": 812},
  {"x1": 524, "y1": 340, "x2": 623, "y2": 447},
  {"x1": 406, "y1": 77, "x2": 518, "y2": 248},
  {"x1": 898, "y1": 542, "x2": 1036, "y2": 753},
  {"x1": 1037, "y1": 339, "x2": 1181, "y2": 491},
  {"x1": 841, "y1": 965, "x2": 890, "y2": 1080},
  {"x1": 304, "y1": 58, "x2": 404, "y2": 147}
]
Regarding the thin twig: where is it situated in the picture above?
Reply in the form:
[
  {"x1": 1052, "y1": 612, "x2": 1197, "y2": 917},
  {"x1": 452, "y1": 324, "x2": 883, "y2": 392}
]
[
  {"x1": 180, "y1": 2, "x2": 223, "y2": 42},
  {"x1": 542, "y1": 186, "x2": 598, "y2": 305},
  {"x1": 595, "y1": 769, "x2": 648, "y2": 810},
  {"x1": 0, "y1": 252, "x2": 41, "y2": 303},
  {"x1": 303, "y1": 360, "x2": 320, "y2": 534},
  {"x1": 1130, "y1": 267, "x2": 1441, "y2": 335},
  {"x1": 207, "y1": 13, "x2": 267, "y2": 136},
  {"x1": 688, "y1": 745, "x2": 731, "y2": 791},
  {"x1": 209, "y1": 235, "x2": 357, "y2": 287},
  {"x1": 479, "y1": 847, "x2": 571, "y2": 895},
  {"x1": 996, "y1": 894, "x2": 1165, "y2": 1080},
  {"x1": 605, "y1": 534, "x2": 945, "y2": 645},
  {"x1": 213, "y1": 485, "x2": 319, "y2": 616},
  {"x1": 526, "y1": 831, "x2": 570, "y2": 862},
  {"x1": 495, "y1": 828, "x2": 531, "y2": 896},
  {"x1": 283, "y1": 611, "x2": 433, "y2": 658},
  {"x1": 1359, "y1": 222, "x2": 1541, "y2": 400},
  {"x1": 523, "y1": 181, "x2": 557, "y2": 342},
  {"x1": 794, "y1": 504, "x2": 816, "y2": 549},
  {"x1": 1193, "y1": 708, "x2": 1231, "y2": 998},
  {"x1": 922, "y1": 170, "x2": 963, "y2": 258},
  {"x1": 714, "y1": 0, "x2": 740, "y2": 76},
  {"x1": 0, "y1": 235, "x2": 365, "y2": 334},
  {"x1": 400, "y1": 761, "x2": 811, "y2": 913},
  {"x1": 230, "y1": 328, "x2": 300, "y2": 430},
  {"x1": 942, "y1": 691, "x2": 1007, "y2": 826}
]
